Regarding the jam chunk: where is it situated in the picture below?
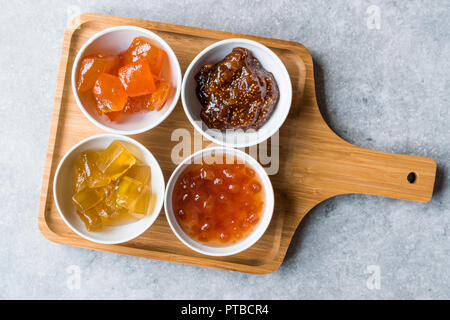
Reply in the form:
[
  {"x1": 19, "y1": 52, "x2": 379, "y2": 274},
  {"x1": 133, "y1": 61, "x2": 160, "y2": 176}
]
[
  {"x1": 76, "y1": 53, "x2": 119, "y2": 93},
  {"x1": 123, "y1": 80, "x2": 171, "y2": 112},
  {"x1": 124, "y1": 95, "x2": 153, "y2": 113},
  {"x1": 125, "y1": 163, "x2": 152, "y2": 216},
  {"x1": 102, "y1": 180, "x2": 121, "y2": 215},
  {"x1": 102, "y1": 210, "x2": 140, "y2": 227},
  {"x1": 115, "y1": 176, "x2": 145, "y2": 212},
  {"x1": 104, "y1": 111, "x2": 122, "y2": 122},
  {"x1": 73, "y1": 150, "x2": 110, "y2": 192},
  {"x1": 77, "y1": 206, "x2": 104, "y2": 231},
  {"x1": 131, "y1": 186, "x2": 151, "y2": 217},
  {"x1": 149, "y1": 80, "x2": 171, "y2": 111},
  {"x1": 72, "y1": 187, "x2": 105, "y2": 213},
  {"x1": 121, "y1": 37, "x2": 165, "y2": 75},
  {"x1": 126, "y1": 162, "x2": 151, "y2": 184},
  {"x1": 95, "y1": 140, "x2": 136, "y2": 180},
  {"x1": 118, "y1": 61, "x2": 156, "y2": 97},
  {"x1": 92, "y1": 73, "x2": 128, "y2": 114}
]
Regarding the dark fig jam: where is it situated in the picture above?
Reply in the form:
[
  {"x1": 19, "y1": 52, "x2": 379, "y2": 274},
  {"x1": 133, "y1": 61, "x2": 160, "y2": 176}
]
[{"x1": 195, "y1": 47, "x2": 279, "y2": 130}]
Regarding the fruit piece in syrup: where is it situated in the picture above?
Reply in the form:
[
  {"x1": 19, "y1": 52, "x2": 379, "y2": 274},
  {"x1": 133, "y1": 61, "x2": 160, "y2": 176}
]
[
  {"x1": 118, "y1": 61, "x2": 156, "y2": 97},
  {"x1": 73, "y1": 150, "x2": 110, "y2": 192},
  {"x1": 123, "y1": 80, "x2": 171, "y2": 113},
  {"x1": 76, "y1": 53, "x2": 119, "y2": 93},
  {"x1": 126, "y1": 161, "x2": 151, "y2": 184},
  {"x1": 77, "y1": 205, "x2": 104, "y2": 232},
  {"x1": 72, "y1": 187, "x2": 105, "y2": 213},
  {"x1": 125, "y1": 162, "x2": 152, "y2": 216},
  {"x1": 115, "y1": 176, "x2": 145, "y2": 212},
  {"x1": 105, "y1": 111, "x2": 122, "y2": 122},
  {"x1": 95, "y1": 140, "x2": 136, "y2": 180},
  {"x1": 123, "y1": 95, "x2": 154, "y2": 113},
  {"x1": 121, "y1": 37, "x2": 166, "y2": 76},
  {"x1": 130, "y1": 186, "x2": 151, "y2": 217},
  {"x1": 149, "y1": 80, "x2": 171, "y2": 111},
  {"x1": 92, "y1": 73, "x2": 128, "y2": 114}
]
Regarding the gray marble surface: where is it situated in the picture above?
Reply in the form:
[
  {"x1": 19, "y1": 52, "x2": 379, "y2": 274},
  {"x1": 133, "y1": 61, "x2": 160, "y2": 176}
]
[{"x1": 0, "y1": 0, "x2": 449, "y2": 299}]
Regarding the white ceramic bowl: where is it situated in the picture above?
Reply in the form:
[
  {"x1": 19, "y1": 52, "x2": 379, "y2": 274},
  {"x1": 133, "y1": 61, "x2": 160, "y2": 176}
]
[
  {"x1": 71, "y1": 26, "x2": 182, "y2": 135},
  {"x1": 53, "y1": 134, "x2": 165, "y2": 244},
  {"x1": 181, "y1": 38, "x2": 292, "y2": 148},
  {"x1": 164, "y1": 147, "x2": 274, "y2": 256}
]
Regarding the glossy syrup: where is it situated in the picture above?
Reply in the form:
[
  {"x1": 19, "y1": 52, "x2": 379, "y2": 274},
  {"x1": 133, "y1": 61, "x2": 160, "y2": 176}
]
[{"x1": 172, "y1": 156, "x2": 265, "y2": 246}]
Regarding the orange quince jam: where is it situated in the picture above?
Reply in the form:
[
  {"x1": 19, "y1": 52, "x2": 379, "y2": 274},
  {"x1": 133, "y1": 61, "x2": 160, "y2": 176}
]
[
  {"x1": 76, "y1": 53, "x2": 119, "y2": 93},
  {"x1": 75, "y1": 37, "x2": 172, "y2": 121},
  {"x1": 148, "y1": 80, "x2": 171, "y2": 111},
  {"x1": 120, "y1": 36, "x2": 166, "y2": 76},
  {"x1": 92, "y1": 73, "x2": 128, "y2": 113},
  {"x1": 123, "y1": 80, "x2": 171, "y2": 113},
  {"x1": 172, "y1": 156, "x2": 265, "y2": 245},
  {"x1": 118, "y1": 60, "x2": 156, "y2": 97}
]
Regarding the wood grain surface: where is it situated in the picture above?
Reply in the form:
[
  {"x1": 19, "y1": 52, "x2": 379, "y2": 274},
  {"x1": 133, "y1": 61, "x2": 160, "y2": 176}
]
[{"x1": 38, "y1": 13, "x2": 437, "y2": 274}]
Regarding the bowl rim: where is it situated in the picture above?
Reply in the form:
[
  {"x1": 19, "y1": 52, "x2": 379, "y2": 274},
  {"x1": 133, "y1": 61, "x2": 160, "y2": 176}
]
[
  {"x1": 181, "y1": 38, "x2": 293, "y2": 148},
  {"x1": 164, "y1": 146, "x2": 275, "y2": 256},
  {"x1": 71, "y1": 25, "x2": 182, "y2": 135},
  {"x1": 53, "y1": 133, "x2": 165, "y2": 244}
]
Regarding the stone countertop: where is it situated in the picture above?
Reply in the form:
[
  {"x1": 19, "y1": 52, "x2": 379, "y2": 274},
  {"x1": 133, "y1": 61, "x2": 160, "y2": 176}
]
[{"x1": 0, "y1": 0, "x2": 448, "y2": 299}]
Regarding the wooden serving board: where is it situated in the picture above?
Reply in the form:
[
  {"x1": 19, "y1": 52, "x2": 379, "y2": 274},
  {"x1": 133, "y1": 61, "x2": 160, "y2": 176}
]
[{"x1": 38, "y1": 13, "x2": 437, "y2": 274}]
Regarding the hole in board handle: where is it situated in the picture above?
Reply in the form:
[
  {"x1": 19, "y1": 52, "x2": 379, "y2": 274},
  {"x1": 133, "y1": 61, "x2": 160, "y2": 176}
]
[{"x1": 407, "y1": 172, "x2": 417, "y2": 184}]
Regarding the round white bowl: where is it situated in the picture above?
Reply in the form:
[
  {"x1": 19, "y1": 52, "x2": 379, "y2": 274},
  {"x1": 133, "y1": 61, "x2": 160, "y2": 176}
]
[
  {"x1": 164, "y1": 147, "x2": 274, "y2": 256},
  {"x1": 181, "y1": 38, "x2": 292, "y2": 148},
  {"x1": 53, "y1": 134, "x2": 165, "y2": 244},
  {"x1": 71, "y1": 26, "x2": 182, "y2": 135}
]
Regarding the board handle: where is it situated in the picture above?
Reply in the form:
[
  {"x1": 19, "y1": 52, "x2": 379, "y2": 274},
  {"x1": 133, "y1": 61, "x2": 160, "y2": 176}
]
[{"x1": 329, "y1": 142, "x2": 437, "y2": 202}]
